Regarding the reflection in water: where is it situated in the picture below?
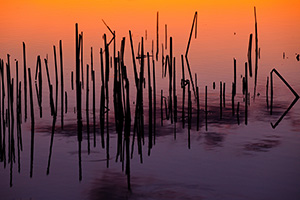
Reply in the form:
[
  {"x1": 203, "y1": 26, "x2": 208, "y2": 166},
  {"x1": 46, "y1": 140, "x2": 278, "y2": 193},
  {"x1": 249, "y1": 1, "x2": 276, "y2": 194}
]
[{"x1": 0, "y1": 2, "x2": 300, "y2": 199}]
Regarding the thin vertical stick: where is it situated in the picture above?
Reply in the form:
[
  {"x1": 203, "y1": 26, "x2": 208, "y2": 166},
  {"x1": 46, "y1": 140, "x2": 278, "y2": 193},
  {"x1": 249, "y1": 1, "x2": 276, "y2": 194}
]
[
  {"x1": 247, "y1": 34, "x2": 253, "y2": 77},
  {"x1": 254, "y1": 7, "x2": 259, "y2": 99},
  {"x1": 81, "y1": 32, "x2": 84, "y2": 89},
  {"x1": 161, "y1": 90, "x2": 163, "y2": 126},
  {"x1": 181, "y1": 55, "x2": 185, "y2": 128},
  {"x1": 223, "y1": 82, "x2": 226, "y2": 108},
  {"x1": 245, "y1": 62, "x2": 248, "y2": 125},
  {"x1": 237, "y1": 102, "x2": 240, "y2": 125},
  {"x1": 28, "y1": 68, "x2": 34, "y2": 178},
  {"x1": 71, "y1": 71, "x2": 74, "y2": 90},
  {"x1": 156, "y1": 12, "x2": 159, "y2": 61},
  {"x1": 205, "y1": 86, "x2": 208, "y2": 131},
  {"x1": 152, "y1": 58, "x2": 156, "y2": 145},
  {"x1": 86, "y1": 64, "x2": 90, "y2": 154},
  {"x1": 266, "y1": 76, "x2": 269, "y2": 110},
  {"x1": 270, "y1": 71, "x2": 273, "y2": 115},
  {"x1": 53, "y1": 45, "x2": 58, "y2": 115},
  {"x1": 60, "y1": 40, "x2": 64, "y2": 129},
  {"x1": 220, "y1": 81, "x2": 222, "y2": 119},
  {"x1": 165, "y1": 24, "x2": 167, "y2": 50},
  {"x1": 23, "y1": 42, "x2": 27, "y2": 122},
  {"x1": 234, "y1": 58, "x2": 236, "y2": 94}
]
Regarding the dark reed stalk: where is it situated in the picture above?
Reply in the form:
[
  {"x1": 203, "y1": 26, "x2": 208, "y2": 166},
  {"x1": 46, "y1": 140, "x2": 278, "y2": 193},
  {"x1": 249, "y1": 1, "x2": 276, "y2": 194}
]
[
  {"x1": 65, "y1": 92, "x2": 67, "y2": 113},
  {"x1": 205, "y1": 86, "x2": 208, "y2": 131},
  {"x1": 156, "y1": 12, "x2": 159, "y2": 61},
  {"x1": 165, "y1": 24, "x2": 167, "y2": 50},
  {"x1": 266, "y1": 76, "x2": 269, "y2": 110},
  {"x1": 129, "y1": 31, "x2": 138, "y2": 87},
  {"x1": 86, "y1": 64, "x2": 90, "y2": 154},
  {"x1": 223, "y1": 82, "x2": 226, "y2": 108},
  {"x1": 270, "y1": 71, "x2": 273, "y2": 115},
  {"x1": 147, "y1": 52, "x2": 152, "y2": 155},
  {"x1": 92, "y1": 70, "x2": 96, "y2": 147},
  {"x1": 245, "y1": 62, "x2": 248, "y2": 125},
  {"x1": 0, "y1": 59, "x2": 5, "y2": 166},
  {"x1": 181, "y1": 55, "x2": 185, "y2": 129},
  {"x1": 169, "y1": 37, "x2": 173, "y2": 124},
  {"x1": 247, "y1": 34, "x2": 253, "y2": 77},
  {"x1": 75, "y1": 23, "x2": 83, "y2": 181},
  {"x1": 71, "y1": 71, "x2": 74, "y2": 90},
  {"x1": 185, "y1": 12, "x2": 198, "y2": 99},
  {"x1": 104, "y1": 33, "x2": 110, "y2": 168},
  {"x1": 162, "y1": 43, "x2": 164, "y2": 78},
  {"x1": 60, "y1": 40, "x2": 64, "y2": 129},
  {"x1": 237, "y1": 102, "x2": 240, "y2": 125},
  {"x1": 23, "y1": 42, "x2": 27, "y2": 122},
  {"x1": 187, "y1": 81, "x2": 191, "y2": 149},
  {"x1": 44, "y1": 58, "x2": 55, "y2": 116},
  {"x1": 220, "y1": 81, "x2": 222, "y2": 119},
  {"x1": 81, "y1": 32, "x2": 84, "y2": 89},
  {"x1": 46, "y1": 103, "x2": 57, "y2": 175},
  {"x1": 253, "y1": 7, "x2": 259, "y2": 99},
  {"x1": 100, "y1": 48, "x2": 105, "y2": 148},
  {"x1": 53, "y1": 45, "x2": 58, "y2": 115},
  {"x1": 152, "y1": 57, "x2": 156, "y2": 145},
  {"x1": 173, "y1": 57, "x2": 177, "y2": 124},
  {"x1": 161, "y1": 90, "x2": 163, "y2": 126},
  {"x1": 91, "y1": 47, "x2": 96, "y2": 147},
  {"x1": 234, "y1": 58, "x2": 236, "y2": 94},
  {"x1": 28, "y1": 68, "x2": 34, "y2": 178},
  {"x1": 0, "y1": 59, "x2": 2, "y2": 162},
  {"x1": 34, "y1": 56, "x2": 42, "y2": 118},
  {"x1": 196, "y1": 76, "x2": 199, "y2": 131},
  {"x1": 232, "y1": 82, "x2": 235, "y2": 116}
]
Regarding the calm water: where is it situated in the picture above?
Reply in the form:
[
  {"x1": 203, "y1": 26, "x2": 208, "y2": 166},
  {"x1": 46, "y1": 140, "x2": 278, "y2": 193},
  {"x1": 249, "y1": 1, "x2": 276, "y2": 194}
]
[{"x1": 1, "y1": 1, "x2": 300, "y2": 200}]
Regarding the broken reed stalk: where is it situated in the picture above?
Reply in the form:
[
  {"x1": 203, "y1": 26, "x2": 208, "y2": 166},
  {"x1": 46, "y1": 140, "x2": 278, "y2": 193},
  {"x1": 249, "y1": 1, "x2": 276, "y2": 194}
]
[
  {"x1": 28, "y1": 68, "x2": 34, "y2": 178},
  {"x1": 60, "y1": 40, "x2": 64, "y2": 129},
  {"x1": 23, "y1": 42, "x2": 27, "y2": 122},
  {"x1": 86, "y1": 64, "x2": 90, "y2": 154},
  {"x1": 185, "y1": 12, "x2": 198, "y2": 99},
  {"x1": 181, "y1": 55, "x2": 186, "y2": 129}
]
